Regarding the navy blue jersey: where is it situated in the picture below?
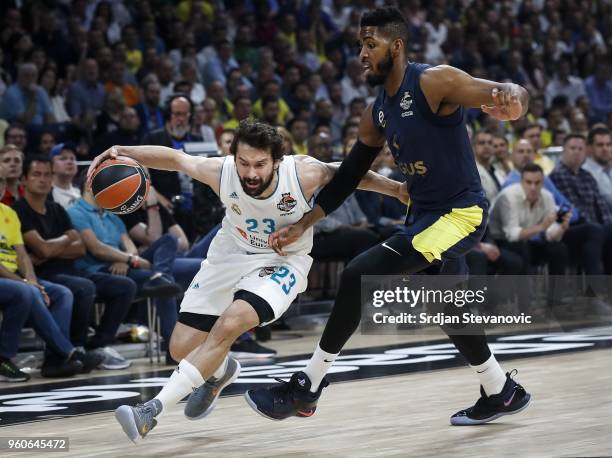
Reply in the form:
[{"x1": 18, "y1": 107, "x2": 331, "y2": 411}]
[{"x1": 371, "y1": 63, "x2": 485, "y2": 212}]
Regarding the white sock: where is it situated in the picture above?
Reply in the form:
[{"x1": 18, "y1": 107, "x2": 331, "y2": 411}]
[
  {"x1": 210, "y1": 355, "x2": 228, "y2": 380},
  {"x1": 471, "y1": 354, "x2": 507, "y2": 396},
  {"x1": 303, "y1": 345, "x2": 338, "y2": 393},
  {"x1": 154, "y1": 359, "x2": 204, "y2": 416}
]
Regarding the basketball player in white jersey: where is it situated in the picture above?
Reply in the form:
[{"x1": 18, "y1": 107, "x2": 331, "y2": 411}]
[{"x1": 87, "y1": 120, "x2": 408, "y2": 442}]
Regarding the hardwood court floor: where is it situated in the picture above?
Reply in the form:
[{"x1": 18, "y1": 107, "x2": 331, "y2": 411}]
[{"x1": 2, "y1": 347, "x2": 610, "y2": 458}]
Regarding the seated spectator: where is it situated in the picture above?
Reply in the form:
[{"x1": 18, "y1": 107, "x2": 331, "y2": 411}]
[
  {"x1": 584, "y1": 59, "x2": 612, "y2": 122},
  {"x1": 0, "y1": 63, "x2": 54, "y2": 125},
  {"x1": 583, "y1": 126, "x2": 612, "y2": 208},
  {"x1": 253, "y1": 80, "x2": 292, "y2": 125},
  {"x1": 104, "y1": 61, "x2": 139, "y2": 107},
  {"x1": 134, "y1": 76, "x2": 164, "y2": 135},
  {"x1": 276, "y1": 126, "x2": 295, "y2": 155},
  {"x1": 223, "y1": 96, "x2": 253, "y2": 130},
  {"x1": 518, "y1": 123, "x2": 556, "y2": 175},
  {"x1": 206, "y1": 80, "x2": 233, "y2": 123},
  {"x1": 258, "y1": 96, "x2": 281, "y2": 127},
  {"x1": 37, "y1": 130, "x2": 56, "y2": 156},
  {"x1": 544, "y1": 57, "x2": 586, "y2": 109},
  {"x1": 191, "y1": 102, "x2": 216, "y2": 142},
  {"x1": 178, "y1": 58, "x2": 206, "y2": 104},
  {"x1": 505, "y1": 138, "x2": 605, "y2": 274},
  {"x1": 4, "y1": 124, "x2": 28, "y2": 153},
  {"x1": 0, "y1": 169, "x2": 94, "y2": 377},
  {"x1": 491, "y1": 133, "x2": 513, "y2": 184},
  {"x1": 490, "y1": 163, "x2": 569, "y2": 276},
  {"x1": 473, "y1": 129, "x2": 501, "y2": 203},
  {"x1": 39, "y1": 66, "x2": 70, "y2": 123},
  {"x1": 142, "y1": 95, "x2": 202, "y2": 239},
  {"x1": 0, "y1": 145, "x2": 24, "y2": 206},
  {"x1": 287, "y1": 117, "x2": 309, "y2": 155},
  {"x1": 66, "y1": 58, "x2": 106, "y2": 130},
  {"x1": 68, "y1": 178, "x2": 182, "y2": 363},
  {"x1": 341, "y1": 57, "x2": 370, "y2": 105},
  {"x1": 550, "y1": 134, "x2": 612, "y2": 273},
  {"x1": 13, "y1": 156, "x2": 116, "y2": 369},
  {"x1": 49, "y1": 143, "x2": 81, "y2": 208},
  {"x1": 94, "y1": 88, "x2": 125, "y2": 145},
  {"x1": 92, "y1": 106, "x2": 141, "y2": 155}
]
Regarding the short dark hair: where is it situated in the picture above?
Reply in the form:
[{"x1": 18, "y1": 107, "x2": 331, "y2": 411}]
[
  {"x1": 517, "y1": 123, "x2": 542, "y2": 137},
  {"x1": 472, "y1": 128, "x2": 493, "y2": 146},
  {"x1": 588, "y1": 126, "x2": 611, "y2": 145},
  {"x1": 563, "y1": 133, "x2": 586, "y2": 146},
  {"x1": 4, "y1": 123, "x2": 25, "y2": 142},
  {"x1": 287, "y1": 117, "x2": 309, "y2": 132},
  {"x1": 230, "y1": 120, "x2": 284, "y2": 161},
  {"x1": 261, "y1": 95, "x2": 279, "y2": 109},
  {"x1": 360, "y1": 7, "x2": 409, "y2": 45},
  {"x1": 23, "y1": 154, "x2": 51, "y2": 177},
  {"x1": 521, "y1": 163, "x2": 544, "y2": 176}
]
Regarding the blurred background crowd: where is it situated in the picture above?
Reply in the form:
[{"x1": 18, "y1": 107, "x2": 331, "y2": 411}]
[{"x1": 1, "y1": 0, "x2": 611, "y2": 382}]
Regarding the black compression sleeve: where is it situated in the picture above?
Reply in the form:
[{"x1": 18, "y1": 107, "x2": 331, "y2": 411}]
[{"x1": 315, "y1": 140, "x2": 382, "y2": 215}]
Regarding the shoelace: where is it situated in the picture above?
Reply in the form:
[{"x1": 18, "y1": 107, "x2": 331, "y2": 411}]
[
  {"x1": 1, "y1": 362, "x2": 18, "y2": 374},
  {"x1": 135, "y1": 403, "x2": 156, "y2": 425},
  {"x1": 270, "y1": 377, "x2": 294, "y2": 401}
]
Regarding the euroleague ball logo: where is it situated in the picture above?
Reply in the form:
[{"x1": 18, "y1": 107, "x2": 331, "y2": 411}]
[{"x1": 119, "y1": 194, "x2": 144, "y2": 214}]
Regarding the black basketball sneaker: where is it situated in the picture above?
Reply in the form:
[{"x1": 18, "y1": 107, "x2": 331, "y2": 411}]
[
  {"x1": 244, "y1": 371, "x2": 329, "y2": 420},
  {"x1": 450, "y1": 370, "x2": 531, "y2": 425}
]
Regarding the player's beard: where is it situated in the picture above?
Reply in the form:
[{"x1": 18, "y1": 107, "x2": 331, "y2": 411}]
[
  {"x1": 239, "y1": 169, "x2": 276, "y2": 197},
  {"x1": 366, "y1": 50, "x2": 394, "y2": 87}
]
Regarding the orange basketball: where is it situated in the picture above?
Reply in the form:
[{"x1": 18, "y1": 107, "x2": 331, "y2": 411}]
[{"x1": 91, "y1": 156, "x2": 150, "y2": 214}]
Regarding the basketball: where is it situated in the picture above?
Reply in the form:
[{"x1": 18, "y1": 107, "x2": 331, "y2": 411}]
[{"x1": 90, "y1": 156, "x2": 150, "y2": 215}]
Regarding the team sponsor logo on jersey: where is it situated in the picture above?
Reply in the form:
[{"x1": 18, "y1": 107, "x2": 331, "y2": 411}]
[
  {"x1": 277, "y1": 192, "x2": 297, "y2": 213},
  {"x1": 378, "y1": 110, "x2": 386, "y2": 128},
  {"x1": 400, "y1": 91, "x2": 412, "y2": 110},
  {"x1": 397, "y1": 160, "x2": 428, "y2": 176},
  {"x1": 229, "y1": 192, "x2": 239, "y2": 199},
  {"x1": 231, "y1": 203, "x2": 242, "y2": 215},
  {"x1": 258, "y1": 266, "x2": 277, "y2": 277}
]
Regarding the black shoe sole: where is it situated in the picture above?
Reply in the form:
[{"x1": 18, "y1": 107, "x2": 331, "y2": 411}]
[{"x1": 244, "y1": 391, "x2": 284, "y2": 421}]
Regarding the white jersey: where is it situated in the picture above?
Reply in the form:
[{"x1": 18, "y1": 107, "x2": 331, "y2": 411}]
[{"x1": 218, "y1": 155, "x2": 313, "y2": 255}]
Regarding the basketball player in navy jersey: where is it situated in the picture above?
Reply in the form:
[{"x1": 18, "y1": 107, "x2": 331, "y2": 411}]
[{"x1": 246, "y1": 7, "x2": 532, "y2": 426}]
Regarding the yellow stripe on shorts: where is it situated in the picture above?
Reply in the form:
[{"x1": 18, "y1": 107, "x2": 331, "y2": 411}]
[{"x1": 411, "y1": 205, "x2": 484, "y2": 263}]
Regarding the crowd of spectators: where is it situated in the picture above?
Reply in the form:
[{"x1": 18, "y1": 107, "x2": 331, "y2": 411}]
[{"x1": 2, "y1": 0, "x2": 612, "y2": 382}]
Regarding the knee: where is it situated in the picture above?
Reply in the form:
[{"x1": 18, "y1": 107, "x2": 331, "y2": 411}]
[
  {"x1": 55, "y1": 285, "x2": 74, "y2": 309},
  {"x1": 210, "y1": 314, "x2": 247, "y2": 344},
  {"x1": 159, "y1": 233, "x2": 178, "y2": 250},
  {"x1": 340, "y1": 261, "x2": 365, "y2": 287},
  {"x1": 169, "y1": 335, "x2": 190, "y2": 361}
]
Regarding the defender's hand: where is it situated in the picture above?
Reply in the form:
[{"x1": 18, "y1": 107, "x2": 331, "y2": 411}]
[
  {"x1": 481, "y1": 87, "x2": 523, "y2": 121},
  {"x1": 268, "y1": 224, "x2": 305, "y2": 256}
]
